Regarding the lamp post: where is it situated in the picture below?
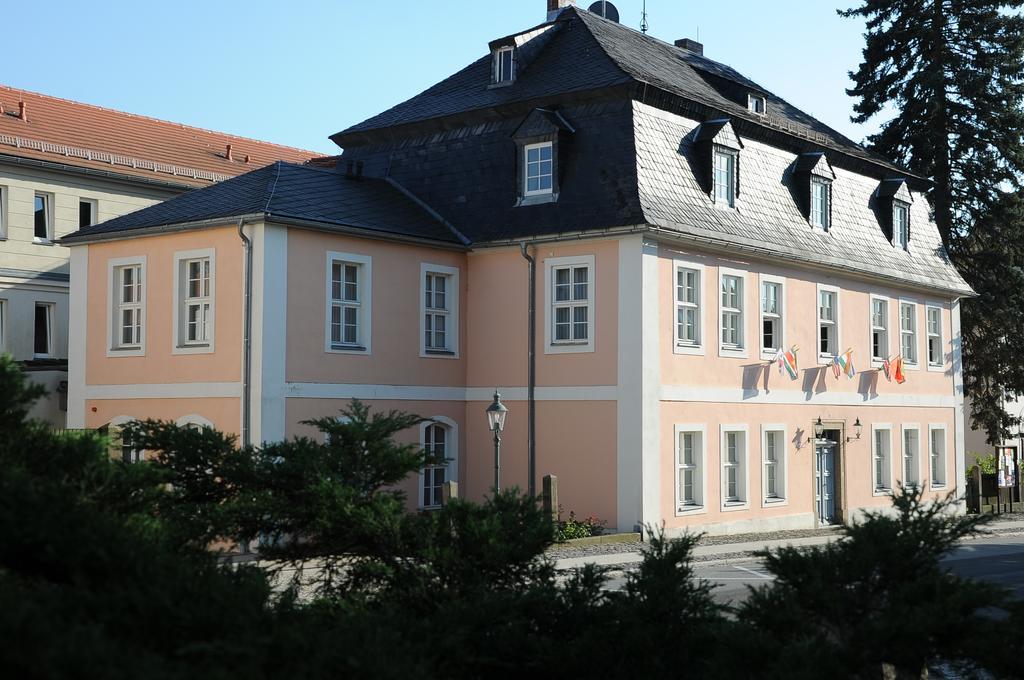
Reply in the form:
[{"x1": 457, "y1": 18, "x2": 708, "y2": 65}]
[{"x1": 486, "y1": 390, "x2": 508, "y2": 492}]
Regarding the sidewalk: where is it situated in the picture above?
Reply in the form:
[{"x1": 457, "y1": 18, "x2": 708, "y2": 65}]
[{"x1": 552, "y1": 518, "x2": 1024, "y2": 571}]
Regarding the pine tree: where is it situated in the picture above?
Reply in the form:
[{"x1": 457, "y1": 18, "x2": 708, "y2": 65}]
[{"x1": 841, "y1": 0, "x2": 1024, "y2": 442}]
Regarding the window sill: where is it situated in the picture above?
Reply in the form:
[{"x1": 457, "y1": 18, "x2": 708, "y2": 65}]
[
  {"x1": 721, "y1": 501, "x2": 749, "y2": 512},
  {"x1": 761, "y1": 348, "x2": 782, "y2": 360},
  {"x1": 675, "y1": 504, "x2": 707, "y2": 517},
  {"x1": 762, "y1": 497, "x2": 787, "y2": 506},
  {"x1": 546, "y1": 341, "x2": 594, "y2": 355},
  {"x1": 817, "y1": 353, "x2": 837, "y2": 366},
  {"x1": 108, "y1": 346, "x2": 145, "y2": 358},
  {"x1": 873, "y1": 487, "x2": 892, "y2": 497},
  {"x1": 33, "y1": 237, "x2": 54, "y2": 246},
  {"x1": 329, "y1": 344, "x2": 367, "y2": 353},
  {"x1": 674, "y1": 343, "x2": 705, "y2": 356},
  {"x1": 487, "y1": 80, "x2": 515, "y2": 89},
  {"x1": 903, "y1": 362, "x2": 920, "y2": 371},
  {"x1": 517, "y1": 193, "x2": 557, "y2": 207},
  {"x1": 926, "y1": 363, "x2": 945, "y2": 373},
  {"x1": 930, "y1": 484, "x2": 947, "y2": 491},
  {"x1": 173, "y1": 342, "x2": 214, "y2": 355},
  {"x1": 422, "y1": 349, "x2": 458, "y2": 359},
  {"x1": 718, "y1": 347, "x2": 748, "y2": 359}
]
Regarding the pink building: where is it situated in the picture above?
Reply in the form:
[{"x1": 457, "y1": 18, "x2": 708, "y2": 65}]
[{"x1": 62, "y1": 2, "x2": 972, "y2": 535}]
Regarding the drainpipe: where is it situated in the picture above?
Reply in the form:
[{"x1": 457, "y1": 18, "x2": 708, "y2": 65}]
[
  {"x1": 520, "y1": 242, "x2": 537, "y2": 497},
  {"x1": 237, "y1": 218, "x2": 253, "y2": 448}
]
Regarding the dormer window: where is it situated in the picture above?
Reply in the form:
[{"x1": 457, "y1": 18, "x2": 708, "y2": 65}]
[
  {"x1": 713, "y1": 147, "x2": 737, "y2": 208},
  {"x1": 810, "y1": 178, "x2": 831, "y2": 230},
  {"x1": 747, "y1": 94, "x2": 767, "y2": 115},
  {"x1": 893, "y1": 202, "x2": 910, "y2": 250},
  {"x1": 524, "y1": 142, "x2": 553, "y2": 195},
  {"x1": 494, "y1": 47, "x2": 515, "y2": 84}
]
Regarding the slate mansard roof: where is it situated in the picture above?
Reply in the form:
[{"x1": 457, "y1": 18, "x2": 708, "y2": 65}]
[
  {"x1": 60, "y1": 162, "x2": 459, "y2": 245},
  {"x1": 62, "y1": 6, "x2": 971, "y2": 295}
]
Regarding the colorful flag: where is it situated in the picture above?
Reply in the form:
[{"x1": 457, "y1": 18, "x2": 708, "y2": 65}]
[
  {"x1": 893, "y1": 356, "x2": 907, "y2": 384},
  {"x1": 836, "y1": 349, "x2": 855, "y2": 379},
  {"x1": 776, "y1": 345, "x2": 799, "y2": 380},
  {"x1": 882, "y1": 356, "x2": 892, "y2": 382}
]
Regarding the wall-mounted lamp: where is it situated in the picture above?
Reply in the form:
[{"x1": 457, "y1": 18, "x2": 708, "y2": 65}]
[
  {"x1": 847, "y1": 418, "x2": 863, "y2": 442},
  {"x1": 806, "y1": 417, "x2": 825, "y2": 443}
]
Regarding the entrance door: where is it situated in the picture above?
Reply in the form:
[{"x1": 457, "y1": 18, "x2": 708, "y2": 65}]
[{"x1": 815, "y1": 441, "x2": 836, "y2": 525}]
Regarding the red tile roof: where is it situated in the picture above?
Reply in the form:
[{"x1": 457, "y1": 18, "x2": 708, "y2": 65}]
[{"x1": 0, "y1": 85, "x2": 322, "y2": 188}]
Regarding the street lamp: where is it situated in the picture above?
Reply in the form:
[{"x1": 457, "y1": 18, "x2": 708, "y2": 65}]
[
  {"x1": 847, "y1": 417, "x2": 863, "y2": 442},
  {"x1": 486, "y1": 390, "x2": 508, "y2": 492}
]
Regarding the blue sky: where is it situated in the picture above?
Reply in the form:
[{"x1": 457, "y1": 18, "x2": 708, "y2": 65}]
[{"x1": 6, "y1": 0, "x2": 881, "y2": 154}]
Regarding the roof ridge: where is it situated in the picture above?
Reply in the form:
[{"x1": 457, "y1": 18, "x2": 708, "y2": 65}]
[{"x1": 0, "y1": 83, "x2": 323, "y2": 155}]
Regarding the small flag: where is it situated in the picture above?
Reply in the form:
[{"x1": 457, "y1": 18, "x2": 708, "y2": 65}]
[
  {"x1": 833, "y1": 348, "x2": 855, "y2": 379},
  {"x1": 893, "y1": 356, "x2": 906, "y2": 384},
  {"x1": 777, "y1": 345, "x2": 799, "y2": 380},
  {"x1": 882, "y1": 357, "x2": 892, "y2": 382}
]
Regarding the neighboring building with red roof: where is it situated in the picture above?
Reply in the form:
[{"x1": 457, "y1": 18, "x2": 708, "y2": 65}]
[{"x1": 0, "y1": 84, "x2": 320, "y2": 425}]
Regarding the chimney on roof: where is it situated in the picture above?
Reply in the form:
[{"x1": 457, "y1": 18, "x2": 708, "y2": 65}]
[
  {"x1": 675, "y1": 38, "x2": 703, "y2": 55},
  {"x1": 547, "y1": 0, "x2": 575, "y2": 21},
  {"x1": 225, "y1": 143, "x2": 233, "y2": 162},
  {"x1": 18, "y1": 100, "x2": 27, "y2": 121}
]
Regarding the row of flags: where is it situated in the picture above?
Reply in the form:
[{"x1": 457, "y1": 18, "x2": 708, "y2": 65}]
[{"x1": 770, "y1": 345, "x2": 907, "y2": 385}]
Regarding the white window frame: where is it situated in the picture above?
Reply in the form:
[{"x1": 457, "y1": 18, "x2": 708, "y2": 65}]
[
  {"x1": 494, "y1": 46, "x2": 515, "y2": 84},
  {"x1": 758, "y1": 273, "x2": 785, "y2": 359},
  {"x1": 816, "y1": 283, "x2": 840, "y2": 364},
  {"x1": 720, "y1": 424, "x2": 749, "y2": 511},
  {"x1": 871, "y1": 424, "x2": 893, "y2": 495},
  {"x1": 761, "y1": 424, "x2": 788, "y2": 506},
  {"x1": 325, "y1": 251, "x2": 372, "y2": 355},
  {"x1": 747, "y1": 93, "x2": 766, "y2": 114},
  {"x1": 79, "y1": 198, "x2": 98, "y2": 229},
  {"x1": 33, "y1": 301, "x2": 55, "y2": 358},
  {"x1": 172, "y1": 249, "x2": 216, "y2": 355},
  {"x1": 544, "y1": 254, "x2": 595, "y2": 354},
  {"x1": 712, "y1": 146, "x2": 737, "y2": 208},
  {"x1": 925, "y1": 303, "x2": 944, "y2": 371},
  {"x1": 893, "y1": 201, "x2": 910, "y2": 250},
  {"x1": 419, "y1": 263, "x2": 460, "y2": 359},
  {"x1": 675, "y1": 424, "x2": 707, "y2": 515},
  {"x1": 673, "y1": 259, "x2": 705, "y2": 356},
  {"x1": 928, "y1": 424, "x2": 948, "y2": 489},
  {"x1": 901, "y1": 424, "x2": 921, "y2": 488},
  {"x1": 106, "y1": 256, "x2": 147, "y2": 357},
  {"x1": 176, "y1": 414, "x2": 215, "y2": 430},
  {"x1": 718, "y1": 266, "x2": 747, "y2": 358},
  {"x1": 869, "y1": 294, "x2": 890, "y2": 367},
  {"x1": 810, "y1": 178, "x2": 831, "y2": 231},
  {"x1": 523, "y1": 141, "x2": 554, "y2": 197},
  {"x1": 0, "y1": 185, "x2": 7, "y2": 239},
  {"x1": 899, "y1": 298, "x2": 919, "y2": 369},
  {"x1": 33, "y1": 191, "x2": 54, "y2": 244},
  {"x1": 418, "y1": 416, "x2": 459, "y2": 510}
]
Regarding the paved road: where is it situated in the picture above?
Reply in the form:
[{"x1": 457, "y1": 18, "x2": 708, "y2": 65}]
[{"x1": 603, "y1": 533, "x2": 1024, "y2": 604}]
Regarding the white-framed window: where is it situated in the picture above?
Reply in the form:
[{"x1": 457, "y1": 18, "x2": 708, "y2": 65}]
[
  {"x1": 79, "y1": 198, "x2": 97, "y2": 229},
  {"x1": 419, "y1": 417, "x2": 458, "y2": 510},
  {"x1": 719, "y1": 268, "x2": 745, "y2": 355},
  {"x1": 108, "y1": 257, "x2": 146, "y2": 356},
  {"x1": 176, "y1": 414, "x2": 214, "y2": 430},
  {"x1": 899, "y1": 300, "x2": 918, "y2": 366},
  {"x1": 893, "y1": 202, "x2": 910, "y2": 250},
  {"x1": 675, "y1": 425, "x2": 707, "y2": 514},
  {"x1": 325, "y1": 251, "x2": 372, "y2": 354},
  {"x1": 926, "y1": 304, "x2": 943, "y2": 369},
  {"x1": 747, "y1": 93, "x2": 766, "y2": 114},
  {"x1": 524, "y1": 142, "x2": 554, "y2": 196},
  {"x1": 872, "y1": 425, "x2": 892, "y2": 494},
  {"x1": 494, "y1": 46, "x2": 515, "y2": 84},
  {"x1": 810, "y1": 178, "x2": 830, "y2": 230},
  {"x1": 674, "y1": 261, "x2": 704, "y2": 354},
  {"x1": 817, "y1": 285, "x2": 839, "y2": 361},
  {"x1": 902, "y1": 425, "x2": 921, "y2": 487},
  {"x1": 759, "y1": 274, "x2": 785, "y2": 357},
  {"x1": 0, "y1": 185, "x2": 7, "y2": 239},
  {"x1": 721, "y1": 425, "x2": 749, "y2": 509},
  {"x1": 544, "y1": 255, "x2": 594, "y2": 354},
  {"x1": 870, "y1": 295, "x2": 889, "y2": 363},
  {"x1": 34, "y1": 302, "x2": 54, "y2": 358},
  {"x1": 762, "y1": 425, "x2": 787, "y2": 504},
  {"x1": 172, "y1": 250, "x2": 215, "y2": 353},
  {"x1": 929, "y1": 425, "x2": 947, "y2": 488},
  {"x1": 713, "y1": 147, "x2": 737, "y2": 208},
  {"x1": 420, "y1": 263, "x2": 460, "y2": 358},
  {"x1": 34, "y1": 192, "x2": 54, "y2": 243},
  {"x1": 109, "y1": 416, "x2": 144, "y2": 464}
]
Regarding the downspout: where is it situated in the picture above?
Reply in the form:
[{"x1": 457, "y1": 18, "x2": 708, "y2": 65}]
[
  {"x1": 237, "y1": 218, "x2": 253, "y2": 448},
  {"x1": 520, "y1": 242, "x2": 537, "y2": 497}
]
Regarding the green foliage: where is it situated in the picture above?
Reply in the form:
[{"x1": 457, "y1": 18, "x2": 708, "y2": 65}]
[
  {"x1": 974, "y1": 452, "x2": 998, "y2": 475},
  {"x1": 840, "y1": 1, "x2": 1024, "y2": 443},
  {"x1": 554, "y1": 509, "x2": 606, "y2": 541}
]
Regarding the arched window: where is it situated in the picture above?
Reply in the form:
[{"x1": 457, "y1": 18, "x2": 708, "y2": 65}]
[
  {"x1": 176, "y1": 414, "x2": 214, "y2": 431},
  {"x1": 107, "y1": 415, "x2": 143, "y2": 463},
  {"x1": 420, "y1": 417, "x2": 458, "y2": 510}
]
